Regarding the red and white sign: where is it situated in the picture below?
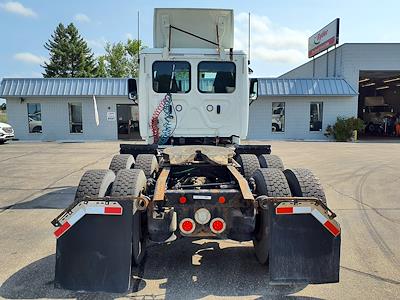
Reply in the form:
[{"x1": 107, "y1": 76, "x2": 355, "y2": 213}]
[
  {"x1": 308, "y1": 18, "x2": 340, "y2": 58},
  {"x1": 53, "y1": 201, "x2": 123, "y2": 238},
  {"x1": 275, "y1": 201, "x2": 341, "y2": 237}
]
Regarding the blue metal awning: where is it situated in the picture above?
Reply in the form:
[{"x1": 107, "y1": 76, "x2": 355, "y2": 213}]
[
  {"x1": 257, "y1": 78, "x2": 357, "y2": 97},
  {"x1": 0, "y1": 78, "x2": 130, "y2": 97},
  {"x1": 0, "y1": 77, "x2": 357, "y2": 98}
]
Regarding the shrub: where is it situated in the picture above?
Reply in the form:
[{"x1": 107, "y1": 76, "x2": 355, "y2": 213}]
[
  {"x1": 325, "y1": 117, "x2": 364, "y2": 142},
  {"x1": 0, "y1": 113, "x2": 7, "y2": 123}
]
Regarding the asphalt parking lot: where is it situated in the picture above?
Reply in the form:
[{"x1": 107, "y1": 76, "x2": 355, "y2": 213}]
[{"x1": 0, "y1": 140, "x2": 399, "y2": 299}]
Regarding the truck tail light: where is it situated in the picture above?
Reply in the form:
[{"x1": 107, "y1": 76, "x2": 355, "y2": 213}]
[
  {"x1": 210, "y1": 218, "x2": 226, "y2": 234},
  {"x1": 179, "y1": 218, "x2": 195, "y2": 234}
]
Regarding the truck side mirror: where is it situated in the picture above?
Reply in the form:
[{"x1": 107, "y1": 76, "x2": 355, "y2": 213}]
[
  {"x1": 249, "y1": 78, "x2": 258, "y2": 101},
  {"x1": 128, "y1": 78, "x2": 138, "y2": 101}
]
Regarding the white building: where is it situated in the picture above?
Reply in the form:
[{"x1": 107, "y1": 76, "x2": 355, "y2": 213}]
[
  {"x1": 282, "y1": 43, "x2": 400, "y2": 131},
  {"x1": 247, "y1": 78, "x2": 357, "y2": 140},
  {"x1": 2, "y1": 43, "x2": 399, "y2": 141},
  {"x1": 0, "y1": 78, "x2": 140, "y2": 141}
]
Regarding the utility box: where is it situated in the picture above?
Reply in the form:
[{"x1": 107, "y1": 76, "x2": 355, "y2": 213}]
[{"x1": 153, "y1": 8, "x2": 234, "y2": 49}]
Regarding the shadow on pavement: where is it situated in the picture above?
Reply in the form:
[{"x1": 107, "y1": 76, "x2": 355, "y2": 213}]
[
  {"x1": 136, "y1": 239, "x2": 314, "y2": 299},
  {"x1": 0, "y1": 239, "x2": 320, "y2": 300},
  {"x1": 0, "y1": 254, "x2": 125, "y2": 300},
  {"x1": 5, "y1": 187, "x2": 76, "y2": 210}
]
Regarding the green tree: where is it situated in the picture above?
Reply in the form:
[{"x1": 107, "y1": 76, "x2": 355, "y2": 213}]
[
  {"x1": 43, "y1": 23, "x2": 97, "y2": 77},
  {"x1": 99, "y1": 39, "x2": 144, "y2": 78},
  {"x1": 96, "y1": 56, "x2": 108, "y2": 77},
  {"x1": 103, "y1": 42, "x2": 129, "y2": 77},
  {"x1": 126, "y1": 39, "x2": 144, "y2": 78}
]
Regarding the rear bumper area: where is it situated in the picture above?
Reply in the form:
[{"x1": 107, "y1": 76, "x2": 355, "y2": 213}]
[{"x1": 148, "y1": 189, "x2": 256, "y2": 242}]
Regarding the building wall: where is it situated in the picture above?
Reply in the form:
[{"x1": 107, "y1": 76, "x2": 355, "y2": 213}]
[
  {"x1": 281, "y1": 43, "x2": 400, "y2": 91},
  {"x1": 6, "y1": 96, "x2": 133, "y2": 141},
  {"x1": 281, "y1": 46, "x2": 344, "y2": 80},
  {"x1": 247, "y1": 96, "x2": 356, "y2": 140}
]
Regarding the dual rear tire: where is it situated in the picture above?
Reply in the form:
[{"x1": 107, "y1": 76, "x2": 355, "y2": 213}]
[
  {"x1": 251, "y1": 166, "x2": 327, "y2": 264},
  {"x1": 236, "y1": 153, "x2": 284, "y2": 180}
]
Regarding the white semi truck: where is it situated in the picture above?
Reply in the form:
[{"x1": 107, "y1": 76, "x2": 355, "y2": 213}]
[{"x1": 52, "y1": 8, "x2": 341, "y2": 293}]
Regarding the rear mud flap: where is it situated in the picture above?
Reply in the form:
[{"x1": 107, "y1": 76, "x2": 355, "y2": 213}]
[
  {"x1": 54, "y1": 199, "x2": 133, "y2": 293},
  {"x1": 267, "y1": 201, "x2": 341, "y2": 284}
]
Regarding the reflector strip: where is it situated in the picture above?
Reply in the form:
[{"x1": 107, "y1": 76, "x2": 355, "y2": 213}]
[
  {"x1": 276, "y1": 207, "x2": 293, "y2": 214},
  {"x1": 104, "y1": 206, "x2": 122, "y2": 215},
  {"x1": 311, "y1": 209, "x2": 327, "y2": 224},
  {"x1": 324, "y1": 220, "x2": 340, "y2": 237},
  {"x1": 85, "y1": 206, "x2": 104, "y2": 214},
  {"x1": 294, "y1": 206, "x2": 312, "y2": 214},
  {"x1": 275, "y1": 202, "x2": 340, "y2": 237},
  {"x1": 54, "y1": 221, "x2": 71, "y2": 238},
  {"x1": 68, "y1": 208, "x2": 85, "y2": 225},
  {"x1": 53, "y1": 201, "x2": 123, "y2": 238}
]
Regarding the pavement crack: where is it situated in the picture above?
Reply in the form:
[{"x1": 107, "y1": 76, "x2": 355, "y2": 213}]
[
  {"x1": 0, "y1": 151, "x2": 40, "y2": 163},
  {"x1": 326, "y1": 183, "x2": 400, "y2": 225},
  {"x1": 341, "y1": 266, "x2": 400, "y2": 285}
]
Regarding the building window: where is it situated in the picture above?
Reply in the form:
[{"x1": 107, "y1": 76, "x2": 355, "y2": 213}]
[
  {"x1": 310, "y1": 102, "x2": 323, "y2": 131},
  {"x1": 152, "y1": 61, "x2": 190, "y2": 93},
  {"x1": 27, "y1": 103, "x2": 42, "y2": 133},
  {"x1": 272, "y1": 102, "x2": 285, "y2": 132},
  {"x1": 69, "y1": 103, "x2": 83, "y2": 133},
  {"x1": 198, "y1": 61, "x2": 236, "y2": 93}
]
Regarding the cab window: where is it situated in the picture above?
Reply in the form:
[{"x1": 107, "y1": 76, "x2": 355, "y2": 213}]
[
  {"x1": 198, "y1": 62, "x2": 236, "y2": 93},
  {"x1": 152, "y1": 61, "x2": 190, "y2": 93}
]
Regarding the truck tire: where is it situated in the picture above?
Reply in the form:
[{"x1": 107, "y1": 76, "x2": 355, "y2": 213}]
[
  {"x1": 258, "y1": 154, "x2": 284, "y2": 171},
  {"x1": 284, "y1": 168, "x2": 327, "y2": 205},
  {"x1": 111, "y1": 169, "x2": 147, "y2": 266},
  {"x1": 134, "y1": 154, "x2": 159, "y2": 177},
  {"x1": 236, "y1": 154, "x2": 260, "y2": 179},
  {"x1": 74, "y1": 170, "x2": 115, "y2": 202},
  {"x1": 109, "y1": 154, "x2": 135, "y2": 175},
  {"x1": 252, "y1": 168, "x2": 292, "y2": 264},
  {"x1": 111, "y1": 169, "x2": 147, "y2": 196}
]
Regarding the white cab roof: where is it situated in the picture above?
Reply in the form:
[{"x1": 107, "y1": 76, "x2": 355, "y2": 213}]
[{"x1": 153, "y1": 8, "x2": 234, "y2": 49}]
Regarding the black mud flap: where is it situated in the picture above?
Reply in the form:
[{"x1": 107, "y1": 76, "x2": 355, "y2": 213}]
[
  {"x1": 267, "y1": 202, "x2": 341, "y2": 284},
  {"x1": 54, "y1": 199, "x2": 133, "y2": 293}
]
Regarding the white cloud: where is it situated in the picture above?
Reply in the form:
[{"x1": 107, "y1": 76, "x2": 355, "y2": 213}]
[
  {"x1": 125, "y1": 33, "x2": 133, "y2": 40},
  {"x1": 74, "y1": 13, "x2": 90, "y2": 23},
  {"x1": 235, "y1": 12, "x2": 310, "y2": 65},
  {"x1": 87, "y1": 37, "x2": 107, "y2": 48},
  {"x1": 13, "y1": 52, "x2": 47, "y2": 64},
  {"x1": 0, "y1": 1, "x2": 37, "y2": 17},
  {"x1": 86, "y1": 37, "x2": 108, "y2": 55}
]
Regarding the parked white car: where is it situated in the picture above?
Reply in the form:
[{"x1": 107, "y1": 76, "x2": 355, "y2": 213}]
[{"x1": 0, "y1": 122, "x2": 15, "y2": 144}]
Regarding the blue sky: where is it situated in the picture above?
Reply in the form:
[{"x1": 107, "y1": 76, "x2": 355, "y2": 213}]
[{"x1": 1, "y1": 0, "x2": 400, "y2": 82}]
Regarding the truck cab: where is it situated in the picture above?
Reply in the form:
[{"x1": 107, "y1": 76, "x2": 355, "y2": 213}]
[{"x1": 137, "y1": 8, "x2": 249, "y2": 145}]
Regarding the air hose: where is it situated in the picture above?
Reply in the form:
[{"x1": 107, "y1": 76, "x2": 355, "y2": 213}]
[{"x1": 151, "y1": 93, "x2": 174, "y2": 145}]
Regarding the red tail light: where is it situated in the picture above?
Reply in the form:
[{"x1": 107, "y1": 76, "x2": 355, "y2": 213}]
[
  {"x1": 210, "y1": 218, "x2": 226, "y2": 234},
  {"x1": 179, "y1": 196, "x2": 187, "y2": 204},
  {"x1": 179, "y1": 218, "x2": 195, "y2": 234},
  {"x1": 218, "y1": 196, "x2": 226, "y2": 204}
]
